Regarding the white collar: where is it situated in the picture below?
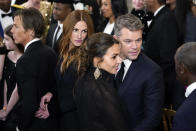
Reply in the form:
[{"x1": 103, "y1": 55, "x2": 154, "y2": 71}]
[
  {"x1": 0, "y1": 8, "x2": 12, "y2": 14},
  {"x1": 57, "y1": 21, "x2": 63, "y2": 28},
  {"x1": 24, "y1": 38, "x2": 40, "y2": 52},
  {"x1": 123, "y1": 59, "x2": 132, "y2": 69},
  {"x1": 185, "y1": 82, "x2": 196, "y2": 97},
  {"x1": 154, "y1": 5, "x2": 165, "y2": 16}
]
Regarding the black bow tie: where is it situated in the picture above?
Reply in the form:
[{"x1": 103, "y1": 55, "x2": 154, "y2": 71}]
[{"x1": 1, "y1": 12, "x2": 12, "y2": 18}]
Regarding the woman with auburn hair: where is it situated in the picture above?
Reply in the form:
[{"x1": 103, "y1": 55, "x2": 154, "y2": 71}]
[{"x1": 56, "y1": 10, "x2": 94, "y2": 131}]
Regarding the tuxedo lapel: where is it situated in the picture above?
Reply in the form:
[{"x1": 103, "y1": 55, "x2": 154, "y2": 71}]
[
  {"x1": 118, "y1": 55, "x2": 142, "y2": 95},
  {"x1": 148, "y1": 6, "x2": 167, "y2": 32}
]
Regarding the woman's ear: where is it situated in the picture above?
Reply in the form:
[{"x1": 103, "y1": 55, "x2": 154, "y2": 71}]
[{"x1": 93, "y1": 57, "x2": 101, "y2": 67}]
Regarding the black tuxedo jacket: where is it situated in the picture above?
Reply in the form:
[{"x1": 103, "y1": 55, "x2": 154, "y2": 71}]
[
  {"x1": 46, "y1": 23, "x2": 62, "y2": 54},
  {"x1": 16, "y1": 40, "x2": 57, "y2": 131},
  {"x1": 173, "y1": 89, "x2": 196, "y2": 131},
  {"x1": 144, "y1": 6, "x2": 184, "y2": 108},
  {"x1": 118, "y1": 53, "x2": 164, "y2": 131}
]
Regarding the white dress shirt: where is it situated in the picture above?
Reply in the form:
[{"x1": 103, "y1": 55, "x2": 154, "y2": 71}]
[
  {"x1": 147, "y1": 5, "x2": 165, "y2": 26},
  {"x1": 24, "y1": 38, "x2": 40, "y2": 52},
  {"x1": 185, "y1": 82, "x2": 196, "y2": 98},
  {"x1": 116, "y1": 59, "x2": 132, "y2": 81},
  {"x1": 103, "y1": 22, "x2": 114, "y2": 35},
  {"x1": 0, "y1": 9, "x2": 13, "y2": 30}
]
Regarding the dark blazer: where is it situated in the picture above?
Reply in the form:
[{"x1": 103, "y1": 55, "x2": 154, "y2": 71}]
[
  {"x1": 16, "y1": 40, "x2": 57, "y2": 131},
  {"x1": 0, "y1": 22, "x2": 3, "y2": 38},
  {"x1": 46, "y1": 23, "x2": 62, "y2": 54},
  {"x1": 173, "y1": 89, "x2": 196, "y2": 131},
  {"x1": 144, "y1": 6, "x2": 184, "y2": 108},
  {"x1": 118, "y1": 53, "x2": 164, "y2": 131}
]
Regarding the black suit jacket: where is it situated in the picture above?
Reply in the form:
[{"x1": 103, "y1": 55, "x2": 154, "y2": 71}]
[
  {"x1": 16, "y1": 40, "x2": 57, "y2": 131},
  {"x1": 144, "y1": 6, "x2": 184, "y2": 108},
  {"x1": 46, "y1": 23, "x2": 62, "y2": 54},
  {"x1": 118, "y1": 53, "x2": 164, "y2": 131},
  {"x1": 173, "y1": 89, "x2": 196, "y2": 131}
]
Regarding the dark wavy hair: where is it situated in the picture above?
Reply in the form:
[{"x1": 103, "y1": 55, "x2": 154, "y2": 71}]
[
  {"x1": 85, "y1": 32, "x2": 119, "y2": 66},
  {"x1": 111, "y1": 0, "x2": 128, "y2": 18}
]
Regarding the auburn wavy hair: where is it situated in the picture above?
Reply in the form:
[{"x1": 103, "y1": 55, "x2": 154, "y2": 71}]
[{"x1": 59, "y1": 10, "x2": 94, "y2": 74}]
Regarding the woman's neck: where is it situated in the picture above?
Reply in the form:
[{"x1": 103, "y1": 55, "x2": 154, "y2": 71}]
[
  {"x1": 109, "y1": 16, "x2": 115, "y2": 24},
  {"x1": 8, "y1": 49, "x2": 22, "y2": 63}
]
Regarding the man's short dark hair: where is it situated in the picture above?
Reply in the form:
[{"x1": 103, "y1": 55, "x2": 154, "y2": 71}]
[{"x1": 13, "y1": 7, "x2": 46, "y2": 38}]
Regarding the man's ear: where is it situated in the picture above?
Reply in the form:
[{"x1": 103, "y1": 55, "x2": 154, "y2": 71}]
[
  {"x1": 113, "y1": 35, "x2": 117, "y2": 40},
  {"x1": 179, "y1": 63, "x2": 188, "y2": 74}
]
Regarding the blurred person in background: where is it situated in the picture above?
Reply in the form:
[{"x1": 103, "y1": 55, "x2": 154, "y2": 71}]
[
  {"x1": 97, "y1": 0, "x2": 127, "y2": 35},
  {"x1": 46, "y1": 0, "x2": 74, "y2": 54}
]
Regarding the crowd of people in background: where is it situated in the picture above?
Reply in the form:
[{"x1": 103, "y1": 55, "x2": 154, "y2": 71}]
[{"x1": 0, "y1": 0, "x2": 196, "y2": 131}]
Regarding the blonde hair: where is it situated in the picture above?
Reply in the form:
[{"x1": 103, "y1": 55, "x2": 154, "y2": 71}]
[{"x1": 59, "y1": 10, "x2": 94, "y2": 74}]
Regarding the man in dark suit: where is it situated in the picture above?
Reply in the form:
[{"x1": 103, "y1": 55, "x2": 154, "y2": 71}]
[
  {"x1": 114, "y1": 14, "x2": 164, "y2": 131},
  {"x1": 46, "y1": 0, "x2": 74, "y2": 54},
  {"x1": 144, "y1": 0, "x2": 185, "y2": 109},
  {"x1": 11, "y1": 8, "x2": 57, "y2": 131},
  {"x1": 173, "y1": 42, "x2": 196, "y2": 131}
]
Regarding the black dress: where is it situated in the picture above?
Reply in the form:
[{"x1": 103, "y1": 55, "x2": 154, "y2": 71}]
[
  {"x1": 74, "y1": 66, "x2": 128, "y2": 131},
  {"x1": 55, "y1": 61, "x2": 79, "y2": 131},
  {"x1": 1, "y1": 55, "x2": 18, "y2": 131}
]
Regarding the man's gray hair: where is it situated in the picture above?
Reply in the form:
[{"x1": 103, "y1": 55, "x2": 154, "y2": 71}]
[
  {"x1": 175, "y1": 42, "x2": 196, "y2": 75},
  {"x1": 114, "y1": 13, "x2": 144, "y2": 37}
]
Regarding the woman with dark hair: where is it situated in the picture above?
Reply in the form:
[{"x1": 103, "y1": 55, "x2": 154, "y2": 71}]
[
  {"x1": 175, "y1": 0, "x2": 196, "y2": 43},
  {"x1": 55, "y1": 10, "x2": 94, "y2": 131},
  {"x1": 0, "y1": 25, "x2": 23, "y2": 131},
  {"x1": 74, "y1": 32, "x2": 128, "y2": 131},
  {"x1": 97, "y1": 0, "x2": 127, "y2": 34}
]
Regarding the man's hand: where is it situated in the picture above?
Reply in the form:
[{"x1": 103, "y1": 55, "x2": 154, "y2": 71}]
[
  {"x1": 40, "y1": 92, "x2": 53, "y2": 110},
  {"x1": 35, "y1": 104, "x2": 50, "y2": 119}
]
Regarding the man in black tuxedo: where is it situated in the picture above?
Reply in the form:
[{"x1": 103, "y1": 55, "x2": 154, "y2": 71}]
[
  {"x1": 46, "y1": 0, "x2": 74, "y2": 54},
  {"x1": 144, "y1": 0, "x2": 185, "y2": 109},
  {"x1": 173, "y1": 42, "x2": 196, "y2": 131},
  {"x1": 114, "y1": 14, "x2": 164, "y2": 131},
  {"x1": 11, "y1": 8, "x2": 57, "y2": 131}
]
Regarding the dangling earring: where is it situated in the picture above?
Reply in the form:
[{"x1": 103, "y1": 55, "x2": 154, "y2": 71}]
[{"x1": 94, "y1": 67, "x2": 101, "y2": 80}]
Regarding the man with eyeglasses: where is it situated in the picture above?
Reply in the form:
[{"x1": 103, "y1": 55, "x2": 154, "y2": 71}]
[{"x1": 114, "y1": 13, "x2": 164, "y2": 131}]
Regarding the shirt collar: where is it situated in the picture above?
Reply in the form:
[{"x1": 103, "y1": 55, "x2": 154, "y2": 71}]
[
  {"x1": 0, "y1": 8, "x2": 12, "y2": 15},
  {"x1": 185, "y1": 82, "x2": 196, "y2": 97},
  {"x1": 24, "y1": 38, "x2": 40, "y2": 52},
  {"x1": 154, "y1": 5, "x2": 165, "y2": 16},
  {"x1": 123, "y1": 59, "x2": 132, "y2": 70},
  {"x1": 57, "y1": 21, "x2": 63, "y2": 28}
]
